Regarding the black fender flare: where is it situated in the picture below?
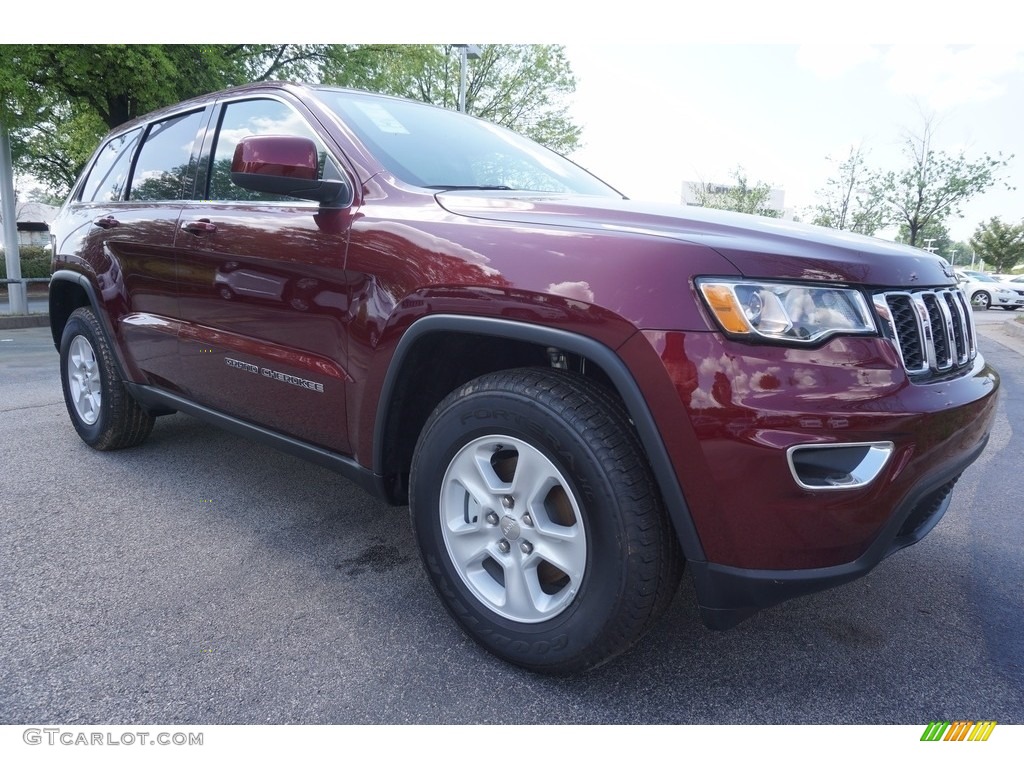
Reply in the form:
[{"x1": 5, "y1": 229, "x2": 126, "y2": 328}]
[
  {"x1": 49, "y1": 269, "x2": 134, "y2": 382},
  {"x1": 373, "y1": 314, "x2": 707, "y2": 564}
]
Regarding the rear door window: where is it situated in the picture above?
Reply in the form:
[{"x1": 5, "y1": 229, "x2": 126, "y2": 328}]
[{"x1": 129, "y1": 110, "x2": 206, "y2": 202}]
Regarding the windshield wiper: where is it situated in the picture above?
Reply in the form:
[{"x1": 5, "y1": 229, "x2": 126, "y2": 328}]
[{"x1": 426, "y1": 185, "x2": 514, "y2": 191}]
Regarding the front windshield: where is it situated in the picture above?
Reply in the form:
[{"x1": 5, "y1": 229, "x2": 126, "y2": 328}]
[{"x1": 315, "y1": 88, "x2": 621, "y2": 197}]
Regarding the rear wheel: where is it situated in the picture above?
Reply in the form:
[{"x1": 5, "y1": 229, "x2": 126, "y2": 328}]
[
  {"x1": 409, "y1": 368, "x2": 682, "y2": 673},
  {"x1": 971, "y1": 291, "x2": 991, "y2": 310},
  {"x1": 59, "y1": 307, "x2": 155, "y2": 450}
]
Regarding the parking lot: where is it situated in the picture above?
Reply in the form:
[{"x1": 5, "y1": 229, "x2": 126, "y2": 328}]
[{"x1": 1, "y1": 317, "x2": 1022, "y2": 725}]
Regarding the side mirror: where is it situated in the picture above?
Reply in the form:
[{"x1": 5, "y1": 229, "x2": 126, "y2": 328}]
[{"x1": 231, "y1": 135, "x2": 350, "y2": 208}]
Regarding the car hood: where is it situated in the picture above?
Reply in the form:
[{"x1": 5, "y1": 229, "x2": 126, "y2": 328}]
[{"x1": 435, "y1": 192, "x2": 956, "y2": 288}]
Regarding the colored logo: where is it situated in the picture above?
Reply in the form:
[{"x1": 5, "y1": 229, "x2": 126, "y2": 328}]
[{"x1": 921, "y1": 721, "x2": 997, "y2": 742}]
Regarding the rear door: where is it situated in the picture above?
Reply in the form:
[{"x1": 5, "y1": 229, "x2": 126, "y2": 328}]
[{"x1": 64, "y1": 108, "x2": 209, "y2": 389}]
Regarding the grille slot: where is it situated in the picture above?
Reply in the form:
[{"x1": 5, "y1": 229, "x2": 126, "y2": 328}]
[{"x1": 874, "y1": 288, "x2": 977, "y2": 377}]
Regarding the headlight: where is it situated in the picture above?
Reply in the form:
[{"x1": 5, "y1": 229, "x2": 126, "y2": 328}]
[{"x1": 696, "y1": 279, "x2": 876, "y2": 344}]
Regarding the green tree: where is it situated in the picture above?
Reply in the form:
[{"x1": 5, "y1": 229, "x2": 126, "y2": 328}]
[
  {"x1": 1, "y1": 45, "x2": 338, "y2": 130},
  {"x1": 810, "y1": 145, "x2": 887, "y2": 235},
  {"x1": 1, "y1": 44, "x2": 584, "y2": 198},
  {"x1": 896, "y1": 218, "x2": 951, "y2": 258},
  {"x1": 1, "y1": 45, "x2": 245, "y2": 193},
  {"x1": 689, "y1": 167, "x2": 781, "y2": 218},
  {"x1": 877, "y1": 115, "x2": 1012, "y2": 247},
  {"x1": 970, "y1": 217, "x2": 1024, "y2": 274},
  {"x1": 9, "y1": 104, "x2": 108, "y2": 193},
  {"x1": 948, "y1": 240, "x2": 974, "y2": 268}
]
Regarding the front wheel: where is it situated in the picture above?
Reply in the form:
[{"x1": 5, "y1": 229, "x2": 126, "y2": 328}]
[
  {"x1": 971, "y1": 291, "x2": 992, "y2": 310},
  {"x1": 409, "y1": 368, "x2": 682, "y2": 673}
]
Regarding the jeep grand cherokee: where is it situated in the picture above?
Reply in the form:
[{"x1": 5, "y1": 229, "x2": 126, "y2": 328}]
[{"x1": 49, "y1": 82, "x2": 999, "y2": 673}]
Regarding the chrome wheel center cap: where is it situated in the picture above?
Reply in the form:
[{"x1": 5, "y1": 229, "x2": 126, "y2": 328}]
[{"x1": 500, "y1": 515, "x2": 521, "y2": 541}]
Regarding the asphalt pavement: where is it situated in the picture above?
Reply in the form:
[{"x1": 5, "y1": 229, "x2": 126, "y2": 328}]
[{"x1": 1, "y1": 315, "x2": 1022, "y2": 725}]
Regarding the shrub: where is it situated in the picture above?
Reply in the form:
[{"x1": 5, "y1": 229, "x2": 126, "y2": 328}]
[{"x1": 0, "y1": 246, "x2": 52, "y2": 280}]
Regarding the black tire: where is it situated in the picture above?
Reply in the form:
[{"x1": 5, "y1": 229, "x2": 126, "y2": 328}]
[
  {"x1": 59, "y1": 306, "x2": 155, "y2": 450},
  {"x1": 971, "y1": 291, "x2": 991, "y2": 310},
  {"x1": 409, "y1": 368, "x2": 683, "y2": 674},
  {"x1": 1000, "y1": 306, "x2": 1018, "y2": 311}
]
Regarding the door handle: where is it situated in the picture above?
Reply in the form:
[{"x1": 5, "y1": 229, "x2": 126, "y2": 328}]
[
  {"x1": 93, "y1": 216, "x2": 120, "y2": 229},
  {"x1": 182, "y1": 219, "x2": 218, "y2": 235}
]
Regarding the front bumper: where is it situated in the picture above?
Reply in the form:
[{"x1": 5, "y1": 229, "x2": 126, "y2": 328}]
[
  {"x1": 689, "y1": 434, "x2": 983, "y2": 629},
  {"x1": 992, "y1": 295, "x2": 1023, "y2": 308},
  {"x1": 636, "y1": 329, "x2": 998, "y2": 628}
]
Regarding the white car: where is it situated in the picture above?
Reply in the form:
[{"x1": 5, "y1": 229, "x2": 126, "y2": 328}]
[
  {"x1": 956, "y1": 271, "x2": 1024, "y2": 311},
  {"x1": 995, "y1": 275, "x2": 1024, "y2": 307}
]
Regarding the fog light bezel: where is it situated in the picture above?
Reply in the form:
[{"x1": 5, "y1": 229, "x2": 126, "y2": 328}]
[{"x1": 786, "y1": 441, "x2": 895, "y2": 491}]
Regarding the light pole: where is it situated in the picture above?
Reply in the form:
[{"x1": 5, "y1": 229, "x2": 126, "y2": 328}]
[
  {"x1": 454, "y1": 45, "x2": 481, "y2": 113},
  {"x1": 1, "y1": 122, "x2": 27, "y2": 315}
]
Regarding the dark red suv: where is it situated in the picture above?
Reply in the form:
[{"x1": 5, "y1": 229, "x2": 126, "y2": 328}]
[{"x1": 49, "y1": 81, "x2": 999, "y2": 673}]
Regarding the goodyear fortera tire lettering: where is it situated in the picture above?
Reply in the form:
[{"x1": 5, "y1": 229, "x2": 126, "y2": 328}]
[
  {"x1": 409, "y1": 368, "x2": 683, "y2": 674},
  {"x1": 59, "y1": 307, "x2": 155, "y2": 450}
]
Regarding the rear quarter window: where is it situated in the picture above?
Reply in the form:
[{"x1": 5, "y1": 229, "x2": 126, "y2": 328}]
[{"x1": 78, "y1": 129, "x2": 142, "y2": 203}]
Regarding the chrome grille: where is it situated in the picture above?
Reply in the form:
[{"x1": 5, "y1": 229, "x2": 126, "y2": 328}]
[{"x1": 873, "y1": 288, "x2": 976, "y2": 376}]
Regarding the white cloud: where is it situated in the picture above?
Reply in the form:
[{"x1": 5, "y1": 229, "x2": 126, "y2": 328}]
[
  {"x1": 882, "y1": 45, "x2": 1024, "y2": 110},
  {"x1": 795, "y1": 45, "x2": 882, "y2": 79}
]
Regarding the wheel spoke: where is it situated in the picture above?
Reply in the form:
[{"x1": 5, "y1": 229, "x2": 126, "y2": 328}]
[
  {"x1": 502, "y1": 556, "x2": 540, "y2": 617},
  {"x1": 528, "y1": 499, "x2": 581, "y2": 541},
  {"x1": 509, "y1": 444, "x2": 558, "y2": 502},
  {"x1": 445, "y1": 478, "x2": 492, "y2": 528},
  {"x1": 445, "y1": 524, "x2": 494, "y2": 566},
  {"x1": 446, "y1": 448, "x2": 503, "y2": 504},
  {"x1": 528, "y1": 538, "x2": 586, "y2": 586}
]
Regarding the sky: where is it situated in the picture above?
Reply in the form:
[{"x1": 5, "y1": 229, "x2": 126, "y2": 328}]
[
  {"x1": 7, "y1": 2, "x2": 1024, "y2": 247},
  {"x1": 562, "y1": 43, "x2": 1024, "y2": 244}
]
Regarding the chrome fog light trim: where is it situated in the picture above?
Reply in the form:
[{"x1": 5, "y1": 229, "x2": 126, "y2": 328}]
[{"x1": 787, "y1": 442, "x2": 895, "y2": 491}]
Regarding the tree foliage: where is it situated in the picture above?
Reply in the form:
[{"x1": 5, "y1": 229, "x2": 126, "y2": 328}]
[
  {"x1": 878, "y1": 115, "x2": 1012, "y2": 247},
  {"x1": 688, "y1": 168, "x2": 781, "y2": 218},
  {"x1": 1, "y1": 45, "x2": 237, "y2": 192},
  {"x1": 1, "y1": 44, "x2": 583, "y2": 199},
  {"x1": 322, "y1": 44, "x2": 582, "y2": 154},
  {"x1": 810, "y1": 145, "x2": 887, "y2": 236},
  {"x1": 896, "y1": 218, "x2": 951, "y2": 259},
  {"x1": 970, "y1": 217, "x2": 1024, "y2": 274},
  {"x1": 810, "y1": 116, "x2": 1014, "y2": 248}
]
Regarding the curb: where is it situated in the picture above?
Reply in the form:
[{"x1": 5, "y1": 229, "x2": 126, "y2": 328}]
[
  {"x1": 0, "y1": 314, "x2": 49, "y2": 330},
  {"x1": 1001, "y1": 316, "x2": 1024, "y2": 342}
]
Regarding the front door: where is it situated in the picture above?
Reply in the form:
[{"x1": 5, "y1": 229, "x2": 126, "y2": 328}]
[{"x1": 172, "y1": 97, "x2": 355, "y2": 454}]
